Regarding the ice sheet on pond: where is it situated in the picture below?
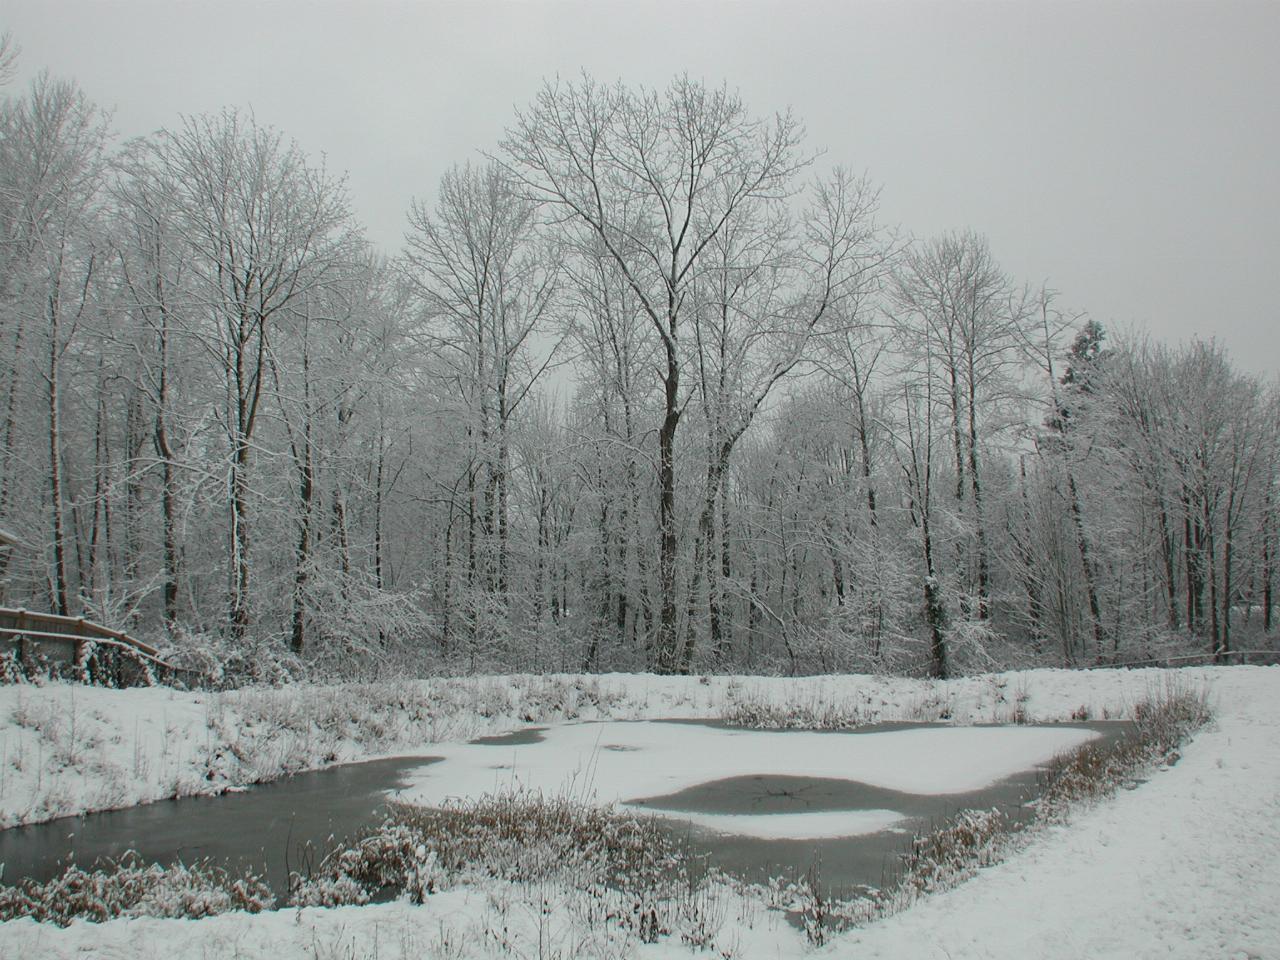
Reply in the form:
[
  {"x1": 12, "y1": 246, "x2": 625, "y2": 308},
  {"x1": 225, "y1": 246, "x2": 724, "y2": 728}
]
[{"x1": 394, "y1": 719, "x2": 1101, "y2": 839}]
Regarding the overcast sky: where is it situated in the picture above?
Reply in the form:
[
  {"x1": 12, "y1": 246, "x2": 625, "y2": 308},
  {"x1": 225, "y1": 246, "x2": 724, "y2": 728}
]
[{"x1": 3, "y1": 0, "x2": 1277, "y2": 375}]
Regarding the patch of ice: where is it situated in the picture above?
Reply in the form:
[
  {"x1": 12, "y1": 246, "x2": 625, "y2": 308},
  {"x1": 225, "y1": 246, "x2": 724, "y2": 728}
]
[
  {"x1": 624, "y1": 805, "x2": 906, "y2": 839},
  {"x1": 393, "y1": 720, "x2": 1102, "y2": 811}
]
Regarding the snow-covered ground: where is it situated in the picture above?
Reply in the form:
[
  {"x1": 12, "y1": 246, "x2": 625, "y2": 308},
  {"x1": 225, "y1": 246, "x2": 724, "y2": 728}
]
[{"x1": 1, "y1": 666, "x2": 1277, "y2": 958}]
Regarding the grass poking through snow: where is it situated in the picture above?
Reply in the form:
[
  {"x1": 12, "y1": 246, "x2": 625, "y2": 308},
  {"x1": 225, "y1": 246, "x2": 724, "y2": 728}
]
[
  {"x1": 0, "y1": 853, "x2": 272, "y2": 925},
  {"x1": 289, "y1": 791, "x2": 728, "y2": 950},
  {"x1": 832, "y1": 678, "x2": 1212, "y2": 929}
]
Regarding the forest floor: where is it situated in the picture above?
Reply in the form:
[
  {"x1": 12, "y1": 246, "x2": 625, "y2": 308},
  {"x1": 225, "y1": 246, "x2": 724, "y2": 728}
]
[{"x1": 0, "y1": 666, "x2": 1276, "y2": 958}]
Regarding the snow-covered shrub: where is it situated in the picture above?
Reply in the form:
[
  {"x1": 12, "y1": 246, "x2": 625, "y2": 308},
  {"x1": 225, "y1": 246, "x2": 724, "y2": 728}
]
[
  {"x1": 286, "y1": 872, "x2": 369, "y2": 908},
  {"x1": 0, "y1": 854, "x2": 272, "y2": 925},
  {"x1": 289, "y1": 822, "x2": 441, "y2": 906},
  {"x1": 797, "y1": 863, "x2": 832, "y2": 947},
  {"x1": 1133, "y1": 676, "x2": 1212, "y2": 754},
  {"x1": 896, "y1": 807, "x2": 1006, "y2": 897},
  {"x1": 160, "y1": 628, "x2": 304, "y2": 688},
  {"x1": 721, "y1": 688, "x2": 869, "y2": 730},
  {"x1": 289, "y1": 791, "x2": 717, "y2": 948},
  {"x1": 0, "y1": 650, "x2": 25, "y2": 684}
]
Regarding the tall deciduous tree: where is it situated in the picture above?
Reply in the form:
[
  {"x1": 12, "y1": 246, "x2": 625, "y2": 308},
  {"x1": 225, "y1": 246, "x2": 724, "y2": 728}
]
[
  {"x1": 403, "y1": 161, "x2": 558, "y2": 650},
  {"x1": 500, "y1": 75, "x2": 813, "y2": 672},
  {"x1": 142, "y1": 110, "x2": 357, "y2": 638},
  {"x1": 0, "y1": 74, "x2": 109, "y2": 614},
  {"x1": 893, "y1": 231, "x2": 1029, "y2": 620},
  {"x1": 680, "y1": 169, "x2": 886, "y2": 669}
]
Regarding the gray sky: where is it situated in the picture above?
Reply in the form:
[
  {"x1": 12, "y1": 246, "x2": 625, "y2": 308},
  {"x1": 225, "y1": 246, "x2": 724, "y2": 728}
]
[{"x1": 3, "y1": 0, "x2": 1277, "y2": 375}]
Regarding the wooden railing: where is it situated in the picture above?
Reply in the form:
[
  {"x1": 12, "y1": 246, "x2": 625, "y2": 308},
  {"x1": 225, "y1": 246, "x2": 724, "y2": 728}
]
[
  {"x1": 0, "y1": 608, "x2": 208, "y2": 689},
  {"x1": 1089, "y1": 648, "x2": 1280, "y2": 669}
]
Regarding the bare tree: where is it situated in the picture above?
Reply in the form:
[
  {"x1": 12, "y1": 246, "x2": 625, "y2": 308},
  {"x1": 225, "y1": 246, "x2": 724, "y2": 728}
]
[
  {"x1": 893, "y1": 231, "x2": 1029, "y2": 620},
  {"x1": 1020, "y1": 298, "x2": 1107, "y2": 659},
  {"x1": 0, "y1": 32, "x2": 19, "y2": 88},
  {"x1": 563, "y1": 237, "x2": 661, "y2": 664},
  {"x1": 680, "y1": 169, "x2": 886, "y2": 668},
  {"x1": 499, "y1": 75, "x2": 811, "y2": 672},
  {"x1": 893, "y1": 368, "x2": 949, "y2": 678},
  {"x1": 143, "y1": 109, "x2": 356, "y2": 639},
  {"x1": 403, "y1": 161, "x2": 559, "y2": 649},
  {"x1": 0, "y1": 75, "x2": 109, "y2": 614}
]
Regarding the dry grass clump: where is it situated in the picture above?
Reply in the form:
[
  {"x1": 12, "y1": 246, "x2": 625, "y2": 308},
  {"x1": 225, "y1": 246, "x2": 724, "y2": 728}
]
[
  {"x1": 288, "y1": 791, "x2": 721, "y2": 948},
  {"x1": 0, "y1": 853, "x2": 272, "y2": 925},
  {"x1": 291, "y1": 791, "x2": 691, "y2": 903},
  {"x1": 1035, "y1": 677, "x2": 1210, "y2": 819},
  {"x1": 721, "y1": 693, "x2": 870, "y2": 730},
  {"x1": 894, "y1": 807, "x2": 1007, "y2": 897}
]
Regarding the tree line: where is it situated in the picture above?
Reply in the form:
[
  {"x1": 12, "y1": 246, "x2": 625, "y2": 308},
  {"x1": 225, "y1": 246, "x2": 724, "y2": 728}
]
[{"x1": 2, "y1": 58, "x2": 1276, "y2": 678}]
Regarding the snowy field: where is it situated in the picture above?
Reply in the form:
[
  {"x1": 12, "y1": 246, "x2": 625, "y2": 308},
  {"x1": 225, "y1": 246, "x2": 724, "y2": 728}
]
[{"x1": 0, "y1": 666, "x2": 1277, "y2": 958}]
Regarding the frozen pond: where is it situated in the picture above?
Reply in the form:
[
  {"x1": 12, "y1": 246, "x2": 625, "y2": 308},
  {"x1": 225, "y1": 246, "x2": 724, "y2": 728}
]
[
  {"x1": 397, "y1": 718, "x2": 1126, "y2": 892},
  {"x1": 0, "y1": 719, "x2": 1129, "y2": 897},
  {"x1": 0, "y1": 755, "x2": 434, "y2": 893}
]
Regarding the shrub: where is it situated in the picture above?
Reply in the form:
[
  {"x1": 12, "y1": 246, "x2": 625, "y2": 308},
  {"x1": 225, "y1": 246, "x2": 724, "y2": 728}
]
[
  {"x1": 721, "y1": 692, "x2": 869, "y2": 730},
  {"x1": 287, "y1": 790, "x2": 722, "y2": 949},
  {"x1": 1035, "y1": 677, "x2": 1210, "y2": 818},
  {"x1": 290, "y1": 791, "x2": 693, "y2": 906},
  {"x1": 0, "y1": 853, "x2": 272, "y2": 925}
]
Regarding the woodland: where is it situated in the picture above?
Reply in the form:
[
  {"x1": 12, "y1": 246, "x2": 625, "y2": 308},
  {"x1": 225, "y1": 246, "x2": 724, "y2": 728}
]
[{"x1": 2, "y1": 50, "x2": 1276, "y2": 681}]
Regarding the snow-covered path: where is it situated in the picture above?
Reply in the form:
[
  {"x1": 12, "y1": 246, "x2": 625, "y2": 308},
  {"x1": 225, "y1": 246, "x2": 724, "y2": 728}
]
[
  {"x1": 843, "y1": 667, "x2": 1280, "y2": 960},
  {"x1": 1, "y1": 666, "x2": 1277, "y2": 959}
]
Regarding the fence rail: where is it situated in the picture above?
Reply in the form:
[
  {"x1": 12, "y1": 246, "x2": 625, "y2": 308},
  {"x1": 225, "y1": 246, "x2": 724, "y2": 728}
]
[
  {"x1": 1088, "y1": 648, "x2": 1279, "y2": 669},
  {"x1": 0, "y1": 608, "x2": 207, "y2": 689}
]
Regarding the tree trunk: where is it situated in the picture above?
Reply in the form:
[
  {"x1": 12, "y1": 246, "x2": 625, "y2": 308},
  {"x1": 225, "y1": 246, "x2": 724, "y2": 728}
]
[
  {"x1": 1205, "y1": 494, "x2": 1222, "y2": 659},
  {"x1": 654, "y1": 339, "x2": 681, "y2": 673},
  {"x1": 948, "y1": 364, "x2": 965, "y2": 503},
  {"x1": 1222, "y1": 514, "x2": 1234, "y2": 658},
  {"x1": 1182, "y1": 488, "x2": 1202, "y2": 633},
  {"x1": 290, "y1": 420, "x2": 314, "y2": 656},
  {"x1": 680, "y1": 525, "x2": 706, "y2": 672},
  {"x1": 87, "y1": 388, "x2": 108, "y2": 608},
  {"x1": 228, "y1": 309, "x2": 262, "y2": 642},
  {"x1": 124, "y1": 388, "x2": 146, "y2": 618},
  {"x1": 1156, "y1": 501, "x2": 1179, "y2": 629},
  {"x1": 0, "y1": 313, "x2": 25, "y2": 596},
  {"x1": 1066, "y1": 471, "x2": 1105, "y2": 657},
  {"x1": 151, "y1": 300, "x2": 180, "y2": 629},
  {"x1": 229, "y1": 437, "x2": 251, "y2": 638},
  {"x1": 714, "y1": 479, "x2": 732, "y2": 659},
  {"x1": 161, "y1": 447, "x2": 179, "y2": 627},
  {"x1": 923, "y1": 512, "x2": 948, "y2": 679},
  {"x1": 48, "y1": 295, "x2": 70, "y2": 616},
  {"x1": 497, "y1": 390, "x2": 510, "y2": 598},
  {"x1": 966, "y1": 372, "x2": 991, "y2": 619},
  {"x1": 1264, "y1": 497, "x2": 1274, "y2": 633},
  {"x1": 374, "y1": 436, "x2": 386, "y2": 590},
  {"x1": 1015, "y1": 459, "x2": 1045, "y2": 642}
]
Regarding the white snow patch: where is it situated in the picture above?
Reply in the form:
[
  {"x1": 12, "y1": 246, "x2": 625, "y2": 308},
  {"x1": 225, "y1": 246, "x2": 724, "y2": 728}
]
[{"x1": 629, "y1": 806, "x2": 908, "y2": 839}]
